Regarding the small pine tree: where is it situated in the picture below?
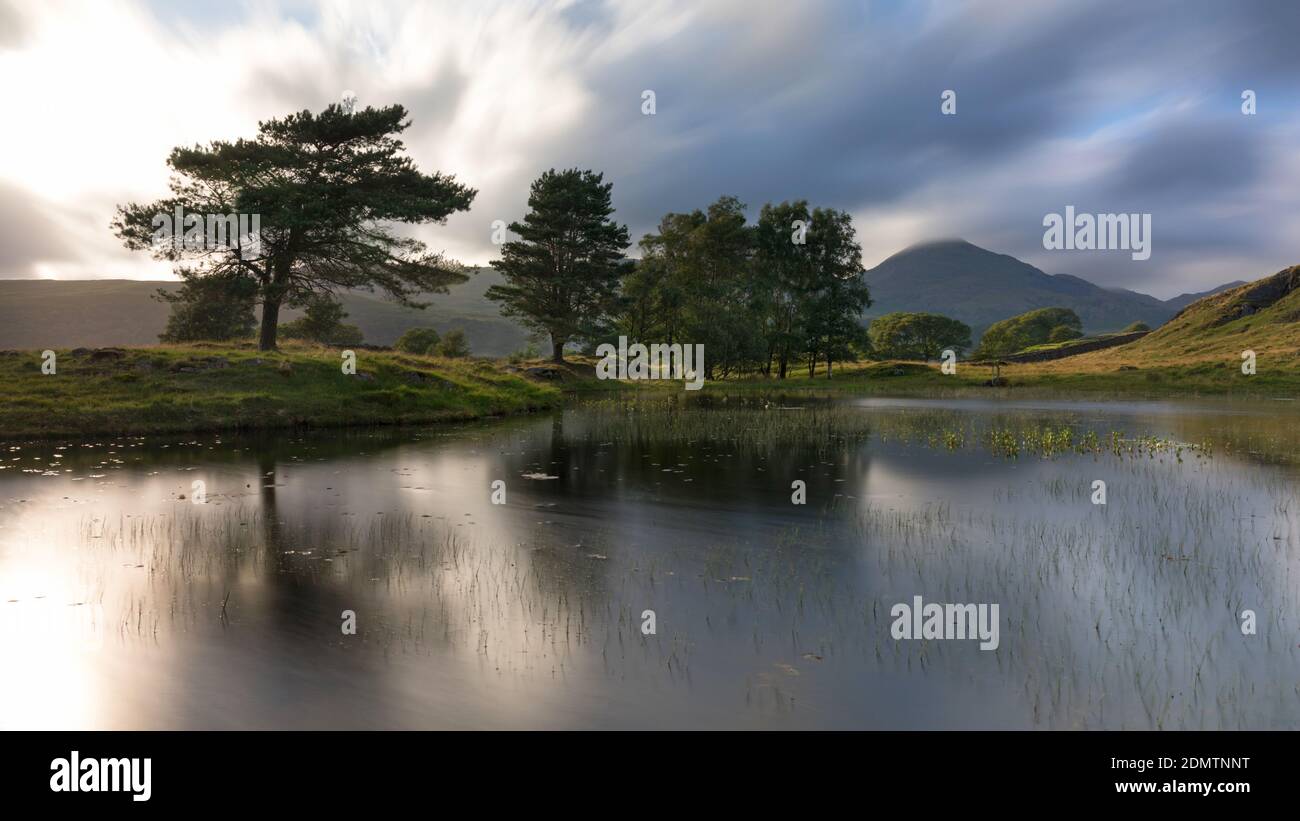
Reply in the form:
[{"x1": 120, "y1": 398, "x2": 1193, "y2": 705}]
[
  {"x1": 279, "y1": 295, "x2": 363, "y2": 346},
  {"x1": 157, "y1": 275, "x2": 257, "y2": 342}
]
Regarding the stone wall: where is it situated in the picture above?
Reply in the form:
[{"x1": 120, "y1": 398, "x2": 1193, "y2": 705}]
[{"x1": 996, "y1": 331, "x2": 1149, "y2": 364}]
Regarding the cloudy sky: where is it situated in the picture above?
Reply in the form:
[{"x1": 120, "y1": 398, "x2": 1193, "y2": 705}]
[{"x1": 0, "y1": 0, "x2": 1296, "y2": 298}]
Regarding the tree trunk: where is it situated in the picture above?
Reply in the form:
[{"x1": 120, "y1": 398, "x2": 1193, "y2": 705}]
[
  {"x1": 826, "y1": 356, "x2": 833, "y2": 378},
  {"x1": 807, "y1": 351, "x2": 816, "y2": 378},
  {"x1": 259, "y1": 296, "x2": 282, "y2": 351},
  {"x1": 551, "y1": 336, "x2": 566, "y2": 363}
]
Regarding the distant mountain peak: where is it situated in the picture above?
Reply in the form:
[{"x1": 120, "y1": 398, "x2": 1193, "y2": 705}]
[
  {"x1": 906, "y1": 237, "x2": 974, "y2": 248},
  {"x1": 890, "y1": 237, "x2": 981, "y2": 255},
  {"x1": 862, "y1": 239, "x2": 1196, "y2": 339}
]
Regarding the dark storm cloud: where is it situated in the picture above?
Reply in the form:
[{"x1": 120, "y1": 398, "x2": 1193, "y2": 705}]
[
  {"x1": 448, "y1": 0, "x2": 1294, "y2": 296},
  {"x1": 1116, "y1": 122, "x2": 1263, "y2": 200}
]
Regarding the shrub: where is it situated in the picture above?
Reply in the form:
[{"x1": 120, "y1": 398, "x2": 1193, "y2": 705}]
[
  {"x1": 433, "y1": 329, "x2": 470, "y2": 358},
  {"x1": 1048, "y1": 325, "x2": 1083, "y2": 343},
  {"x1": 507, "y1": 342, "x2": 540, "y2": 364},
  {"x1": 394, "y1": 327, "x2": 442, "y2": 355}
]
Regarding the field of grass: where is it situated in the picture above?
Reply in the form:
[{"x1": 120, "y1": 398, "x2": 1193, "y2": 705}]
[
  {"x1": 710, "y1": 356, "x2": 1300, "y2": 399},
  {"x1": 0, "y1": 342, "x2": 563, "y2": 440},
  {"x1": 7, "y1": 342, "x2": 1290, "y2": 444}
]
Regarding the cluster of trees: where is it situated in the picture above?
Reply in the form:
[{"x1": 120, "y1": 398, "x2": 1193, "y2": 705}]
[
  {"x1": 126, "y1": 101, "x2": 1111, "y2": 376},
  {"x1": 610, "y1": 198, "x2": 871, "y2": 378},
  {"x1": 121, "y1": 105, "x2": 868, "y2": 379},
  {"x1": 485, "y1": 172, "x2": 872, "y2": 377},
  {"x1": 973, "y1": 307, "x2": 1082, "y2": 359},
  {"x1": 867, "y1": 312, "x2": 972, "y2": 360},
  {"x1": 115, "y1": 94, "x2": 875, "y2": 380},
  {"x1": 119, "y1": 101, "x2": 1160, "y2": 383},
  {"x1": 863, "y1": 306, "x2": 1107, "y2": 362}
]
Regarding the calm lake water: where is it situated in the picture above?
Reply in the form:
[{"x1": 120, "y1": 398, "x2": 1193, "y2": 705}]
[{"x1": 2, "y1": 395, "x2": 1298, "y2": 729}]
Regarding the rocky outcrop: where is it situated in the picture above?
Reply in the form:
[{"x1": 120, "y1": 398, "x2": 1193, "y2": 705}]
[{"x1": 1204, "y1": 265, "x2": 1300, "y2": 327}]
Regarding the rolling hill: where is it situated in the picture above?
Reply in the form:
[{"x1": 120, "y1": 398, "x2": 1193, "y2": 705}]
[
  {"x1": 1073, "y1": 264, "x2": 1300, "y2": 367},
  {"x1": 0, "y1": 242, "x2": 1247, "y2": 355},
  {"x1": 0, "y1": 268, "x2": 534, "y2": 356},
  {"x1": 1143, "y1": 282, "x2": 1247, "y2": 313},
  {"x1": 862, "y1": 239, "x2": 1238, "y2": 339}
]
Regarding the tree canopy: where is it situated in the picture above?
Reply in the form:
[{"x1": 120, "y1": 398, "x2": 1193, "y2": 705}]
[
  {"x1": 114, "y1": 103, "x2": 475, "y2": 350},
  {"x1": 485, "y1": 168, "x2": 630, "y2": 362},
  {"x1": 974, "y1": 307, "x2": 1083, "y2": 358},
  {"x1": 793, "y1": 206, "x2": 873, "y2": 377},
  {"x1": 611, "y1": 197, "x2": 871, "y2": 379},
  {"x1": 1047, "y1": 324, "x2": 1083, "y2": 343},
  {"x1": 868, "y1": 312, "x2": 972, "y2": 360},
  {"x1": 622, "y1": 196, "x2": 761, "y2": 378}
]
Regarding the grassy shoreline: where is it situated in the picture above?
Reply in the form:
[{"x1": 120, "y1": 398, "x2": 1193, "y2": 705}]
[
  {"x1": 3, "y1": 343, "x2": 1296, "y2": 442},
  {"x1": 0, "y1": 342, "x2": 570, "y2": 441},
  {"x1": 714, "y1": 359, "x2": 1300, "y2": 400}
]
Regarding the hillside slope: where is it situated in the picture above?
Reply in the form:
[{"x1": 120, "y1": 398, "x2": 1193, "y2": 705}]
[
  {"x1": 1158, "y1": 281, "x2": 1248, "y2": 312},
  {"x1": 1038, "y1": 264, "x2": 1300, "y2": 370},
  {"x1": 0, "y1": 269, "x2": 532, "y2": 355},
  {"x1": 3, "y1": 246, "x2": 1246, "y2": 355}
]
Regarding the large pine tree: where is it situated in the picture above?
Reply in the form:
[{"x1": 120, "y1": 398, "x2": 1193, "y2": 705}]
[
  {"x1": 113, "y1": 103, "x2": 475, "y2": 350},
  {"x1": 486, "y1": 169, "x2": 630, "y2": 363}
]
